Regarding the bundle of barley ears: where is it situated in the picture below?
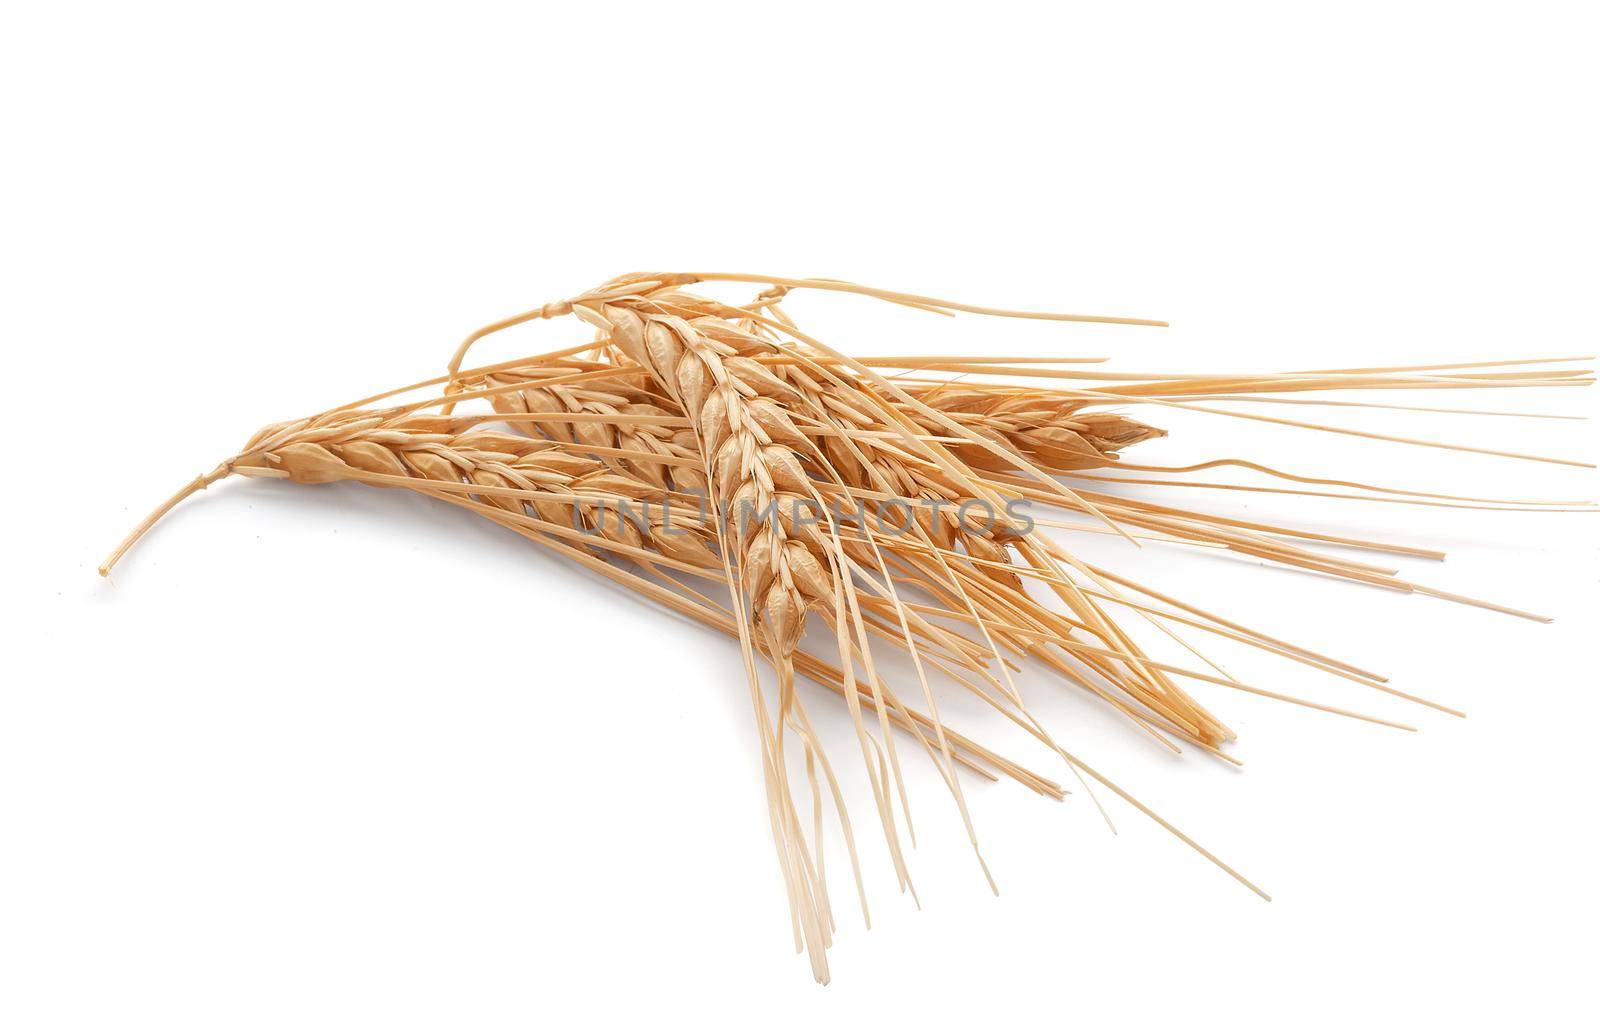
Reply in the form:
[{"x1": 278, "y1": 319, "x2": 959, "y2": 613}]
[{"x1": 102, "y1": 272, "x2": 1593, "y2": 982}]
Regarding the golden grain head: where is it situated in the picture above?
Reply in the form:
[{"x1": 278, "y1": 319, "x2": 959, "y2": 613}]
[{"x1": 102, "y1": 271, "x2": 1593, "y2": 983}]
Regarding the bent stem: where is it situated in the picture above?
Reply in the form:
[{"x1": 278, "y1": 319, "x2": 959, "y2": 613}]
[{"x1": 100, "y1": 462, "x2": 234, "y2": 576}]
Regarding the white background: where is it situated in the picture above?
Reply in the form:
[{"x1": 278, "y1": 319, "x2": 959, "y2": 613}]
[{"x1": 3, "y1": 3, "x2": 1596, "y2": 1022}]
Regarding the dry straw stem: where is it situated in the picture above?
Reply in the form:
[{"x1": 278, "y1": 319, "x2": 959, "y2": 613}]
[{"x1": 104, "y1": 271, "x2": 1593, "y2": 984}]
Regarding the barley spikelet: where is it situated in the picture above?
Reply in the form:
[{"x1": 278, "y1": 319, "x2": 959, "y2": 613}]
[
  {"x1": 574, "y1": 292, "x2": 859, "y2": 976},
  {"x1": 101, "y1": 270, "x2": 1593, "y2": 985}
]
